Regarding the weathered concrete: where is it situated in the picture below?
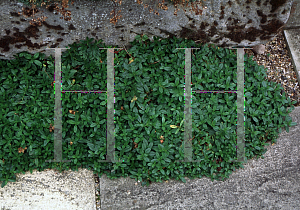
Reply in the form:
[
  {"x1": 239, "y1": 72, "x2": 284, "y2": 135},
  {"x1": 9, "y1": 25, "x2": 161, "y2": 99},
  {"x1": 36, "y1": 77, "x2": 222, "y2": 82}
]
[
  {"x1": 98, "y1": 106, "x2": 300, "y2": 209},
  {"x1": 0, "y1": 167, "x2": 96, "y2": 210},
  {"x1": 282, "y1": 0, "x2": 300, "y2": 90},
  {"x1": 0, "y1": 0, "x2": 295, "y2": 61}
]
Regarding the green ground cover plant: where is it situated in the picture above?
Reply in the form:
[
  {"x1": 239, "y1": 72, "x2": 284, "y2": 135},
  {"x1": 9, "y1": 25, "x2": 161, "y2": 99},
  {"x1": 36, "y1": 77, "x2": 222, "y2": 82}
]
[{"x1": 0, "y1": 35, "x2": 297, "y2": 188}]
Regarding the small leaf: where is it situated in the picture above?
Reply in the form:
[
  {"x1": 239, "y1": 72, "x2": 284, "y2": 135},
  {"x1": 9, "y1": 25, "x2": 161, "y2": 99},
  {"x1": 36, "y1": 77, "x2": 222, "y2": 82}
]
[
  {"x1": 179, "y1": 119, "x2": 184, "y2": 127},
  {"x1": 67, "y1": 120, "x2": 76, "y2": 124},
  {"x1": 33, "y1": 52, "x2": 39, "y2": 59},
  {"x1": 129, "y1": 58, "x2": 134, "y2": 64},
  {"x1": 1, "y1": 180, "x2": 8, "y2": 188},
  {"x1": 159, "y1": 86, "x2": 163, "y2": 93},
  {"x1": 253, "y1": 117, "x2": 258, "y2": 123},
  {"x1": 35, "y1": 158, "x2": 38, "y2": 166},
  {"x1": 142, "y1": 34, "x2": 149, "y2": 41},
  {"x1": 74, "y1": 125, "x2": 77, "y2": 133},
  {"x1": 33, "y1": 60, "x2": 42, "y2": 67},
  {"x1": 90, "y1": 123, "x2": 97, "y2": 127},
  {"x1": 180, "y1": 177, "x2": 186, "y2": 183}
]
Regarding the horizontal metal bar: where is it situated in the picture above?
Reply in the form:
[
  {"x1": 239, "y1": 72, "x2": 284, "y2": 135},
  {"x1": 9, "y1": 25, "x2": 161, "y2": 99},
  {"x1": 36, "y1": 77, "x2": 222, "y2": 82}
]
[
  {"x1": 192, "y1": 90, "x2": 237, "y2": 93},
  {"x1": 61, "y1": 90, "x2": 107, "y2": 92},
  {"x1": 60, "y1": 90, "x2": 238, "y2": 93}
]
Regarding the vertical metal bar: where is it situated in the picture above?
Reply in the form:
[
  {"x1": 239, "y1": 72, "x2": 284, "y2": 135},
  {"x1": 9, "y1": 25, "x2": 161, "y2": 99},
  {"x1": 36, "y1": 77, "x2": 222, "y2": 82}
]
[
  {"x1": 45, "y1": 48, "x2": 71, "y2": 164},
  {"x1": 228, "y1": 47, "x2": 249, "y2": 163},
  {"x1": 98, "y1": 48, "x2": 123, "y2": 163},
  {"x1": 176, "y1": 48, "x2": 201, "y2": 163}
]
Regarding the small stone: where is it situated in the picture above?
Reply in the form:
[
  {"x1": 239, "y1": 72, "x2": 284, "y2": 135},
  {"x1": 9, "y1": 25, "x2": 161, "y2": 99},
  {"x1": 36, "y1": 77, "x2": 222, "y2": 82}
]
[{"x1": 252, "y1": 44, "x2": 266, "y2": 55}]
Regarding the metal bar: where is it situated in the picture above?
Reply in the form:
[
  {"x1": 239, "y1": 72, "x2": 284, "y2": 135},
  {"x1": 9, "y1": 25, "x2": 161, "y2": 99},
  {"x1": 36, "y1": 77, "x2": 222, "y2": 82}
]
[{"x1": 45, "y1": 47, "x2": 72, "y2": 164}]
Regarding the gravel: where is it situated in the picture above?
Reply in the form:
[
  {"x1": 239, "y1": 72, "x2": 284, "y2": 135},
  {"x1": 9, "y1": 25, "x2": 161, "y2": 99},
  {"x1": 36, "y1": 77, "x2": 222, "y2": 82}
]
[{"x1": 244, "y1": 29, "x2": 300, "y2": 107}]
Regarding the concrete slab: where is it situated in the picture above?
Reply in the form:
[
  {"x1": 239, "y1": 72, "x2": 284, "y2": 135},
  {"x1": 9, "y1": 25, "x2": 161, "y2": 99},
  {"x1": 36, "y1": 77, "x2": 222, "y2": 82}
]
[
  {"x1": 0, "y1": 167, "x2": 96, "y2": 210},
  {"x1": 99, "y1": 106, "x2": 300, "y2": 209},
  {"x1": 283, "y1": 28, "x2": 300, "y2": 88}
]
